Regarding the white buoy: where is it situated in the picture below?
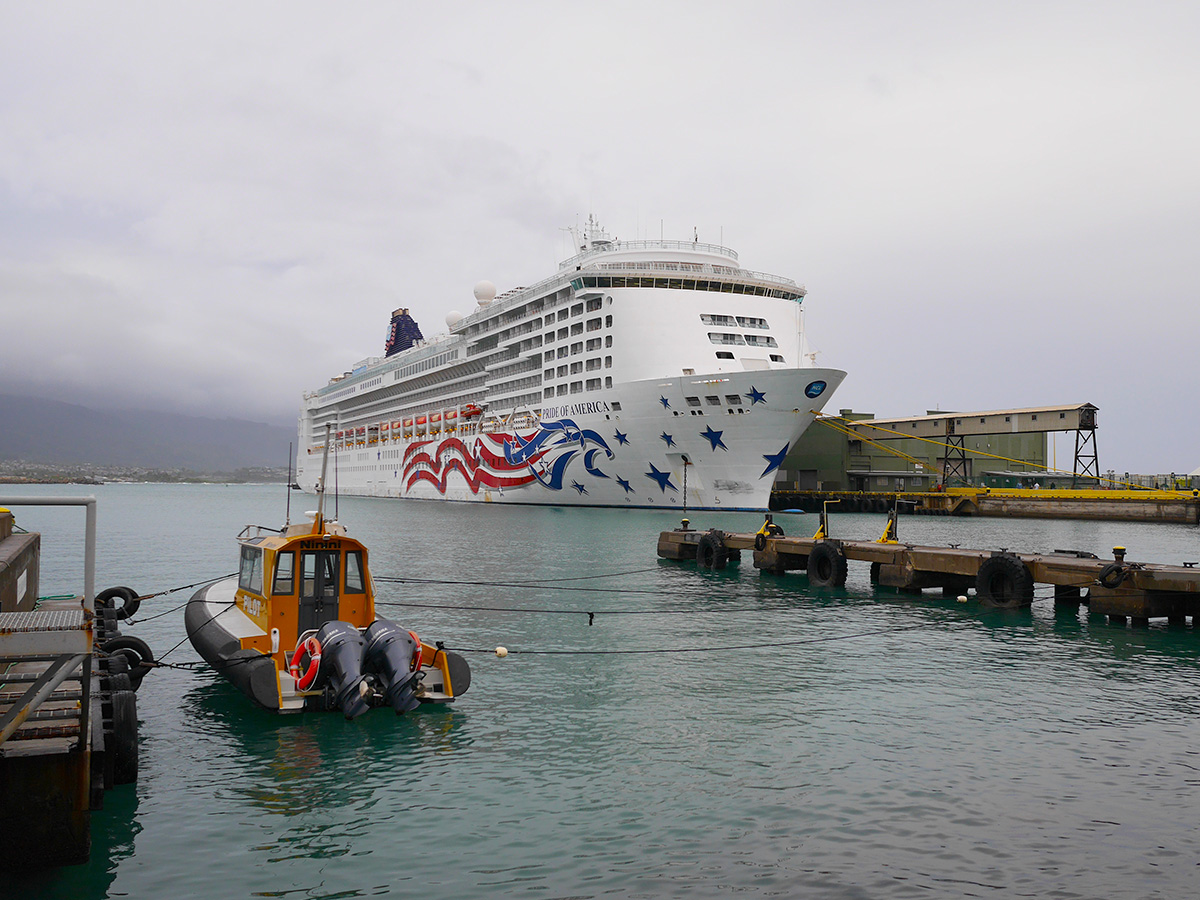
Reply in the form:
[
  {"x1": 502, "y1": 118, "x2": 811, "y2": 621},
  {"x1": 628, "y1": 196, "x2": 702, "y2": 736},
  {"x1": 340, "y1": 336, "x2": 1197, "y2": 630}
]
[
  {"x1": 957, "y1": 595, "x2": 968, "y2": 603},
  {"x1": 495, "y1": 646, "x2": 508, "y2": 658}
]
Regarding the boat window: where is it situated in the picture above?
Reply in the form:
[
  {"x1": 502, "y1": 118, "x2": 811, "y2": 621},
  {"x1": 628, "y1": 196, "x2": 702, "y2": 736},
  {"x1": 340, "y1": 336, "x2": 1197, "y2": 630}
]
[
  {"x1": 557, "y1": 347, "x2": 569, "y2": 359},
  {"x1": 610, "y1": 401, "x2": 621, "y2": 410},
  {"x1": 556, "y1": 384, "x2": 568, "y2": 396},
  {"x1": 570, "y1": 381, "x2": 582, "y2": 394},
  {"x1": 736, "y1": 316, "x2": 769, "y2": 329},
  {"x1": 239, "y1": 545, "x2": 264, "y2": 594},
  {"x1": 345, "y1": 551, "x2": 365, "y2": 594},
  {"x1": 604, "y1": 356, "x2": 612, "y2": 368},
  {"x1": 571, "y1": 303, "x2": 584, "y2": 317},
  {"x1": 587, "y1": 318, "x2": 601, "y2": 332},
  {"x1": 743, "y1": 335, "x2": 778, "y2": 347},
  {"x1": 571, "y1": 323, "x2": 583, "y2": 336},
  {"x1": 556, "y1": 365, "x2": 568, "y2": 377},
  {"x1": 725, "y1": 394, "x2": 742, "y2": 404},
  {"x1": 570, "y1": 361, "x2": 583, "y2": 375},
  {"x1": 586, "y1": 358, "x2": 601, "y2": 371},
  {"x1": 605, "y1": 335, "x2": 613, "y2": 348},
  {"x1": 770, "y1": 354, "x2": 785, "y2": 363},
  {"x1": 557, "y1": 309, "x2": 569, "y2": 321},
  {"x1": 544, "y1": 388, "x2": 555, "y2": 399},
  {"x1": 706, "y1": 396, "x2": 721, "y2": 406},
  {"x1": 586, "y1": 297, "x2": 602, "y2": 312},
  {"x1": 586, "y1": 378, "x2": 601, "y2": 391},
  {"x1": 605, "y1": 376, "x2": 612, "y2": 389},
  {"x1": 701, "y1": 313, "x2": 737, "y2": 326},
  {"x1": 557, "y1": 327, "x2": 568, "y2": 340},
  {"x1": 571, "y1": 342, "x2": 583, "y2": 355},
  {"x1": 686, "y1": 396, "x2": 702, "y2": 408},
  {"x1": 605, "y1": 315, "x2": 613, "y2": 327},
  {"x1": 586, "y1": 338, "x2": 601, "y2": 351},
  {"x1": 708, "y1": 332, "x2": 746, "y2": 345},
  {"x1": 272, "y1": 550, "x2": 295, "y2": 594},
  {"x1": 545, "y1": 368, "x2": 555, "y2": 379}
]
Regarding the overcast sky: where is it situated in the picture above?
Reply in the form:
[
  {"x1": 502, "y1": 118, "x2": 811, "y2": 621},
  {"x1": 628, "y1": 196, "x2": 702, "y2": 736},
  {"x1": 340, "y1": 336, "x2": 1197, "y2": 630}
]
[{"x1": 2, "y1": 2, "x2": 1197, "y2": 473}]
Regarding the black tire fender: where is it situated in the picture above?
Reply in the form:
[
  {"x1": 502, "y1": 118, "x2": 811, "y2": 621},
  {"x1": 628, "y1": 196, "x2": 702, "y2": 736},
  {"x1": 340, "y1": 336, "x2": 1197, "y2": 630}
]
[
  {"x1": 807, "y1": 543, "x2": 848, "y2": 587},
  {"x1": 696, "y1": 530, "x2": 729, "y2": 570},
  {"x1": 976, "y1": 555, "x2": 1034, "y2": 609},
  {"x1": 110, "y1": 689, "x2": 139, "y2": 785},
  {"x1": 753, "y1": 533, "x2": 767, "y2": 552},
  {"x1": 1097, "y1": 563, "x2": 1128, "y2": 589},
  {"x1": 103, "y1": 635, "x2": 155, "y2": 690},
  {"x1": 97, "y1": 586, "x2": 141, "y2": 620}
]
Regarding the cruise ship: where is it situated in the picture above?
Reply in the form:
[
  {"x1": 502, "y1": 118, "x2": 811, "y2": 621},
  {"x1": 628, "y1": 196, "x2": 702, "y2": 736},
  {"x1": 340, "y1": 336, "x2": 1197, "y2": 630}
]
[{"x1": 296, "y1": 218, "x2": 846, "y2": 510}]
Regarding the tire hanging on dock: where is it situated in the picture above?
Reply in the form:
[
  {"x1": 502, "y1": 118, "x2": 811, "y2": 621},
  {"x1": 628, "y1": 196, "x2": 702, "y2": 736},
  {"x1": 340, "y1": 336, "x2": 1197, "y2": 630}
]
[
  {"x1": 806, "y1": 543, "x2": 848, "y2": 588},
  {"x1": 696, "y1": 531, "x2": 729, "y2": 570},
  {"x1": 975, "y1": 555, "x2": 1034, "y2": 609},
  {"x1": 96, "y1": 586, "x2": 141, "y2": 621},
  {"x1": 102, "y1": 636, "x2": 155, "y2": 691}
]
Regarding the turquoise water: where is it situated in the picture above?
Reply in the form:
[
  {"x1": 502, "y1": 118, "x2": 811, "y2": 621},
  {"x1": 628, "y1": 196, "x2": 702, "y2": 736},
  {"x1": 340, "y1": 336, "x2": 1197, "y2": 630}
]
[{"x1": 5, "y1": 484, "x2": 1200, "y2": 899}]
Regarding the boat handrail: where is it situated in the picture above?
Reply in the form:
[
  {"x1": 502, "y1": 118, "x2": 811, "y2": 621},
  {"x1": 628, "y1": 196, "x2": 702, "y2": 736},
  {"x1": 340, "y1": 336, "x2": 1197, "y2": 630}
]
[
  {"x1": 558, "y1": 238, "x2": 739, "y2": 269},
  {"x1": 238, "y1": 524, "x2": 283, "y2": 541}
]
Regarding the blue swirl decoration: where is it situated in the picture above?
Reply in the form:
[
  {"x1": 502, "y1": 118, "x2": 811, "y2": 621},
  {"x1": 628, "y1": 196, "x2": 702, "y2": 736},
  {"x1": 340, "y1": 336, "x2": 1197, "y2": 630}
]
[{"x1": 804, "y1": 380, "x2": 827, "y2": 399}]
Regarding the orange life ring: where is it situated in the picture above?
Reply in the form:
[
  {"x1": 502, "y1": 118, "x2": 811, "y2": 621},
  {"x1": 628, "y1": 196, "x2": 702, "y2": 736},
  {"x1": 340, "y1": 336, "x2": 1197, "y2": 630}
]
[
  {"x1": 408, "y1": 630, "x2": 422, "y2": 672},
  {"x1": 289, "y1": 636, "x2": 322, "y2": 690}
]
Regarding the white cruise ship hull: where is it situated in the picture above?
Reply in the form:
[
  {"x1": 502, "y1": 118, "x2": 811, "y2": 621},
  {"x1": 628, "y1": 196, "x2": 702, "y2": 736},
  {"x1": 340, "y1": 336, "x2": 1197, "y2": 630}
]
[{"x1": 298, "y1": 366, "x2": 844, "y2": 511}]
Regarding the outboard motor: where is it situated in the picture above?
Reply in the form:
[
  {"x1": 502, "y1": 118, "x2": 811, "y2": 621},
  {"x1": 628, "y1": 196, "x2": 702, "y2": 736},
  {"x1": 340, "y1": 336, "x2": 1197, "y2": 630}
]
[
  {"x1": 364, "y1": 618, "x2": 422, "y2": 714},
  {"x1": 313, "y1": 621, "x2": 371, "y2": 719}
]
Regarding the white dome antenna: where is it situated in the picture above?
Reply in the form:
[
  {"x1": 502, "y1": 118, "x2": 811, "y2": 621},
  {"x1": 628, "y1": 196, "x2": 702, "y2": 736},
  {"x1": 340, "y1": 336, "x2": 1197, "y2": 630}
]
[
  {"x1": 474, "y1": 280, "x2": 497, "y2": 306},
  {"x1": 446, "y1": 310, "x2": 464, "y2": 329}
]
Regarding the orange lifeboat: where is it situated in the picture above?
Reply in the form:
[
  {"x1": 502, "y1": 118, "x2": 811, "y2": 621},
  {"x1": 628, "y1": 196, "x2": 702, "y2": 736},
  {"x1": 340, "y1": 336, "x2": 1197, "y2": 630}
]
[{"x1": 462, "y1": 403, "x2": 483, "y2": 419}]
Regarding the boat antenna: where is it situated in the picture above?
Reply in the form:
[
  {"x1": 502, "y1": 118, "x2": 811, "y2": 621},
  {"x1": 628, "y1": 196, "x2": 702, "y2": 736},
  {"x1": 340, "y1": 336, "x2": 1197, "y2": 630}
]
[
  {"x1": 285, "y1": 440, "x2": 293, "y2": 528},
  {"x1": 314, "y1": 424, "x2": 332, "y2": 533}
]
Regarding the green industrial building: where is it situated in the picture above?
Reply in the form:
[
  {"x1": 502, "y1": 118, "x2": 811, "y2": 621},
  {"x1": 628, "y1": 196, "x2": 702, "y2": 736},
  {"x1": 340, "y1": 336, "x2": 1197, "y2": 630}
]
[{"x1": 774, "y1": 404, "x2": 1098, "y2": 493}]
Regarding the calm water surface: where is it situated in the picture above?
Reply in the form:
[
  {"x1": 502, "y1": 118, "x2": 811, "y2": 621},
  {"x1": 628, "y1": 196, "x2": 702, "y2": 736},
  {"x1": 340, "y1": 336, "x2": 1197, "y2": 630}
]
[{"x1": 5, "y1": 484, "x2": 1200, "y2": 899}]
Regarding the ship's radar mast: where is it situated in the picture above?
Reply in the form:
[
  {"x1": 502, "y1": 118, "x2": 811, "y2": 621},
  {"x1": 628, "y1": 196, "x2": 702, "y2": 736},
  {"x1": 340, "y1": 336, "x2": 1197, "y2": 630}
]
[{"x1": 568, "y1": 214, "x2": 615, "y2": 253}]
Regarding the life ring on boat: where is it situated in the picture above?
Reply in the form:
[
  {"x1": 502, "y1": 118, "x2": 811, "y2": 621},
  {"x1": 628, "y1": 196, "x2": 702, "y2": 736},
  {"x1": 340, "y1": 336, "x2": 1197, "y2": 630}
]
[
  {"x1": 289, "y1": 637, "x2": 323, "y2": 690},
  {"x1": 408, "y1": 631, "x2": 423, "y2": 672}
]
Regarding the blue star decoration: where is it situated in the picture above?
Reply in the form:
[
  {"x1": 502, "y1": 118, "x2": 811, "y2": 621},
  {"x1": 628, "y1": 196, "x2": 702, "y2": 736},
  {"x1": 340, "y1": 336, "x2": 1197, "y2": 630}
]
[
  {"x1": 700, "y1": 425, "x2": 727, "y2": 451},
  {"x1": 572, "y1": 481, "x2": 588, "y2": 495},
  {"x1": 660, "y1": 431, "x2": 676, "y2": 447},
  {"x1": 745, "y1": 386, "x2": 767, "y2": 405},
  {"x1": 659, "y1": 395, "x2": 671, "y2": 409},
  {"x1": 616, "y1": 476, "x2": 634, "y2": 493},
  {"x1": 645, "y1": 463, "x2": 677, "y2": 493},
  {"x1": 614, "y1": 430, "x2": 630, "y2": 446},
  {"x1": 760, "y1": 443, "x2": 790, "y2": 478}
]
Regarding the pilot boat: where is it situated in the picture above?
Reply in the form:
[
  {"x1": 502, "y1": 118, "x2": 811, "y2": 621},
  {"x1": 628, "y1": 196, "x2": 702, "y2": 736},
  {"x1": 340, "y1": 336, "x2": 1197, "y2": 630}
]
[{"x1": 185, "y1": 426, "x2": 470, "y2": 717}]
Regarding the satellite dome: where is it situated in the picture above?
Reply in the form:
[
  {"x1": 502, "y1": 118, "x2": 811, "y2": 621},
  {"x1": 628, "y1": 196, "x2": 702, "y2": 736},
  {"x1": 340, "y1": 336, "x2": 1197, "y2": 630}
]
[
  {"x1": 445, "y1": 310, "x2": 464, "y2": 329},
  {"x1": 473, "y1": 280, "x2": 497, "y2": 306}
]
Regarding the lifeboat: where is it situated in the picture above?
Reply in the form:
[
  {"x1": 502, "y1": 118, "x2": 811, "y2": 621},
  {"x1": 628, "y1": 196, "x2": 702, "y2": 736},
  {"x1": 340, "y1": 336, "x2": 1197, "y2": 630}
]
[
  {"x1": 402, "y1": 417, "x2": 414, "y2": 438},
  {"x1": 355, "y1": 427, "x2": 366, "y2": 446},
  {"x1": 444, "y1": 410, "x2": 457, "y2": 433},
  {"x1": 462, "y1": 403, "x2": 483, "y2": 419},
  {"x1": 391, "y1": 420, "x2": 404, "y2": 440},
  {"x1": 381, "y1": 422, "x2": 390, "y2": 441},
  {"x1": 184, "y1": 426, "x2": 470, "y2": 717},
  {"x1": 430, "y1": 412, "x2": 442, "y2": 434}
]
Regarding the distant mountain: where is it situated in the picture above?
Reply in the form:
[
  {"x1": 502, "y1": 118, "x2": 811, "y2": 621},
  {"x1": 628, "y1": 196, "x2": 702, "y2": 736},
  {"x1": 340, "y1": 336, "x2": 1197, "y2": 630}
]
[{"x1": 0, "y1": 394, "x2": 295, "y2": 471}]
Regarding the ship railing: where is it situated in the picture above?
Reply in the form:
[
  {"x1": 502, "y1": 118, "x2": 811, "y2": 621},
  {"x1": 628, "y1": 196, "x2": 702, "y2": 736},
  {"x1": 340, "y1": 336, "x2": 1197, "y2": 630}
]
[
  {"x1": 558, "y1": 239, "x2": 739, "y2": 269},
  {"x1": 587, "y1": 260, "x2": 799, "y2": 289},
  {"x1": 238, "y1": 524, "x2": 283, "y2": 540}
]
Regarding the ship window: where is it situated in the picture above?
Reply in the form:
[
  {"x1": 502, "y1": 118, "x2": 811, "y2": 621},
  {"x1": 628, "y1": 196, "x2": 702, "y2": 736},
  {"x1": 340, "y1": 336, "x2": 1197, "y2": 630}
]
[
  {"x1": 605, "y1": 377, "x2": 612, "y2": 389},
  {"x1": 701, "y1": 313, "x2": 737, "y2": 326},
  {"x1": 558, "y1": 327, "x2": 568, "y2": 339},
  {"x1": 544, "y1": 351, "x2": 554, "y2": 363},
  {"x1": 605, "y1": 335, "x2": 613, "y2": 348},
  {"x1": 557, "y1": 385, "x2": 568, "y2": 396},
  {"x1": 725, "y1": 394, "x2": 742, "y2": 404},
  {"x1": 744, "y1": 335, "x2": 778, "y2": 347},
  {"x1": 586, "y1": 298, "x2": 602, "y2": 312},
  {"x1": 587, "y1": 317, "x2": 601, "y2": 332},
  {"x1": 586, "y1": 338, "x2": 602, "y2": 351},
  {"x1": 345, "y1": 551, "x2": 365, "y2": 594},
  {"x1": 569, "y1": 303, "x2": 583, "y2": 317},
  {"x1": 586, "y1": 358, "x2": 601, "y2": 371},
  {"x1": 686, "y1": 396, "x2": 702, "y2": 408},
  {"x1": 545, "y1": 315, "x2": 555, "y2": 327},
  {"x1": 571, "y1": 341, "x2": 583, "y2": 355},
  {"x1": 604, "y1": 356, "x2": 612, "y2": 368},
  {"x1": 605, "y1": 315, "x2": 613, "y2": 327},
  {"x1": 557, "y1": 365, "x2": 568, "y2": 377},
  {"x1": 586, "y1": 378, "x2": 601, "y2": 391},
  {"x1": 570, "y1": 381, "x2": 582, "y2": 394},
  {"x1": 709, "y1": 332, "x2": 746, "y2": 345},
  {"x1": 571, "y1": 323, "x2": 583, "y2": 336},
  {"x1": 557, "y1": 309, "x2": 569, "y2": 321},
  {"x1": 570, "y1": 361, "x2": 583, "y2": 375},
  {"x1": 736, "y1": 316, "x2": 769, "y2": 329},
  {"x1": 239, "y1": 545, "x2": 264, "y2": 595},
  {"x1": 770, "y1": 354, "x2": 785, "y2": 363},
  {"x1": 545, "y1": 388, "x2": 555, "y2": 399},
  {"x1": 557, "y1": 347, "x2": 569, "y2": 359},
  {"x1": 545, "y1": 369, "x2": 555, "y2": 379},
  {"x1": 706, "y1": 396, "x2": 721, "y2": 406},
  {"x1": 544, "y1": 332, "x2": 555, "y2": 344},
  {"x1": 272, "y1": 550, "x2": 295, "y2": 595}
]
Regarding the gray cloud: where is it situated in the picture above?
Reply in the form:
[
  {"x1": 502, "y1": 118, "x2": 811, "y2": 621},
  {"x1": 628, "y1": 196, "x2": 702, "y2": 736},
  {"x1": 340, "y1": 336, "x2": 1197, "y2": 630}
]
[{"x1": 2, "y1": 2, "x2": 1198, "y2": 471}]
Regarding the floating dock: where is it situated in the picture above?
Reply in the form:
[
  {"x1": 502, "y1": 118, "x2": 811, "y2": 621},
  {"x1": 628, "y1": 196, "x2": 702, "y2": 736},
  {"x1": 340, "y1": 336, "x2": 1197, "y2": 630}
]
[
  {"x1": 1, "y1": 499, "x2": 143, "y2": 869},
  {"x1": 658, "y1": 513, "x2": 1200, "y2": 624},
  {"x1": 770, "y1": 487, "x2": 1200, "y2": 524}
]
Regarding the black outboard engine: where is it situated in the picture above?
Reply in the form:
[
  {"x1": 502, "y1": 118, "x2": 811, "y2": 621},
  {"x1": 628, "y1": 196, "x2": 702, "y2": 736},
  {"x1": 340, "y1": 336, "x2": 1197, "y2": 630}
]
[
  {"x1": 313, "y1": 621, "x2": 371, "y2": 719},
  {"x1": 364, "y1": 618, "x2": 422, "y2": 714}
]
